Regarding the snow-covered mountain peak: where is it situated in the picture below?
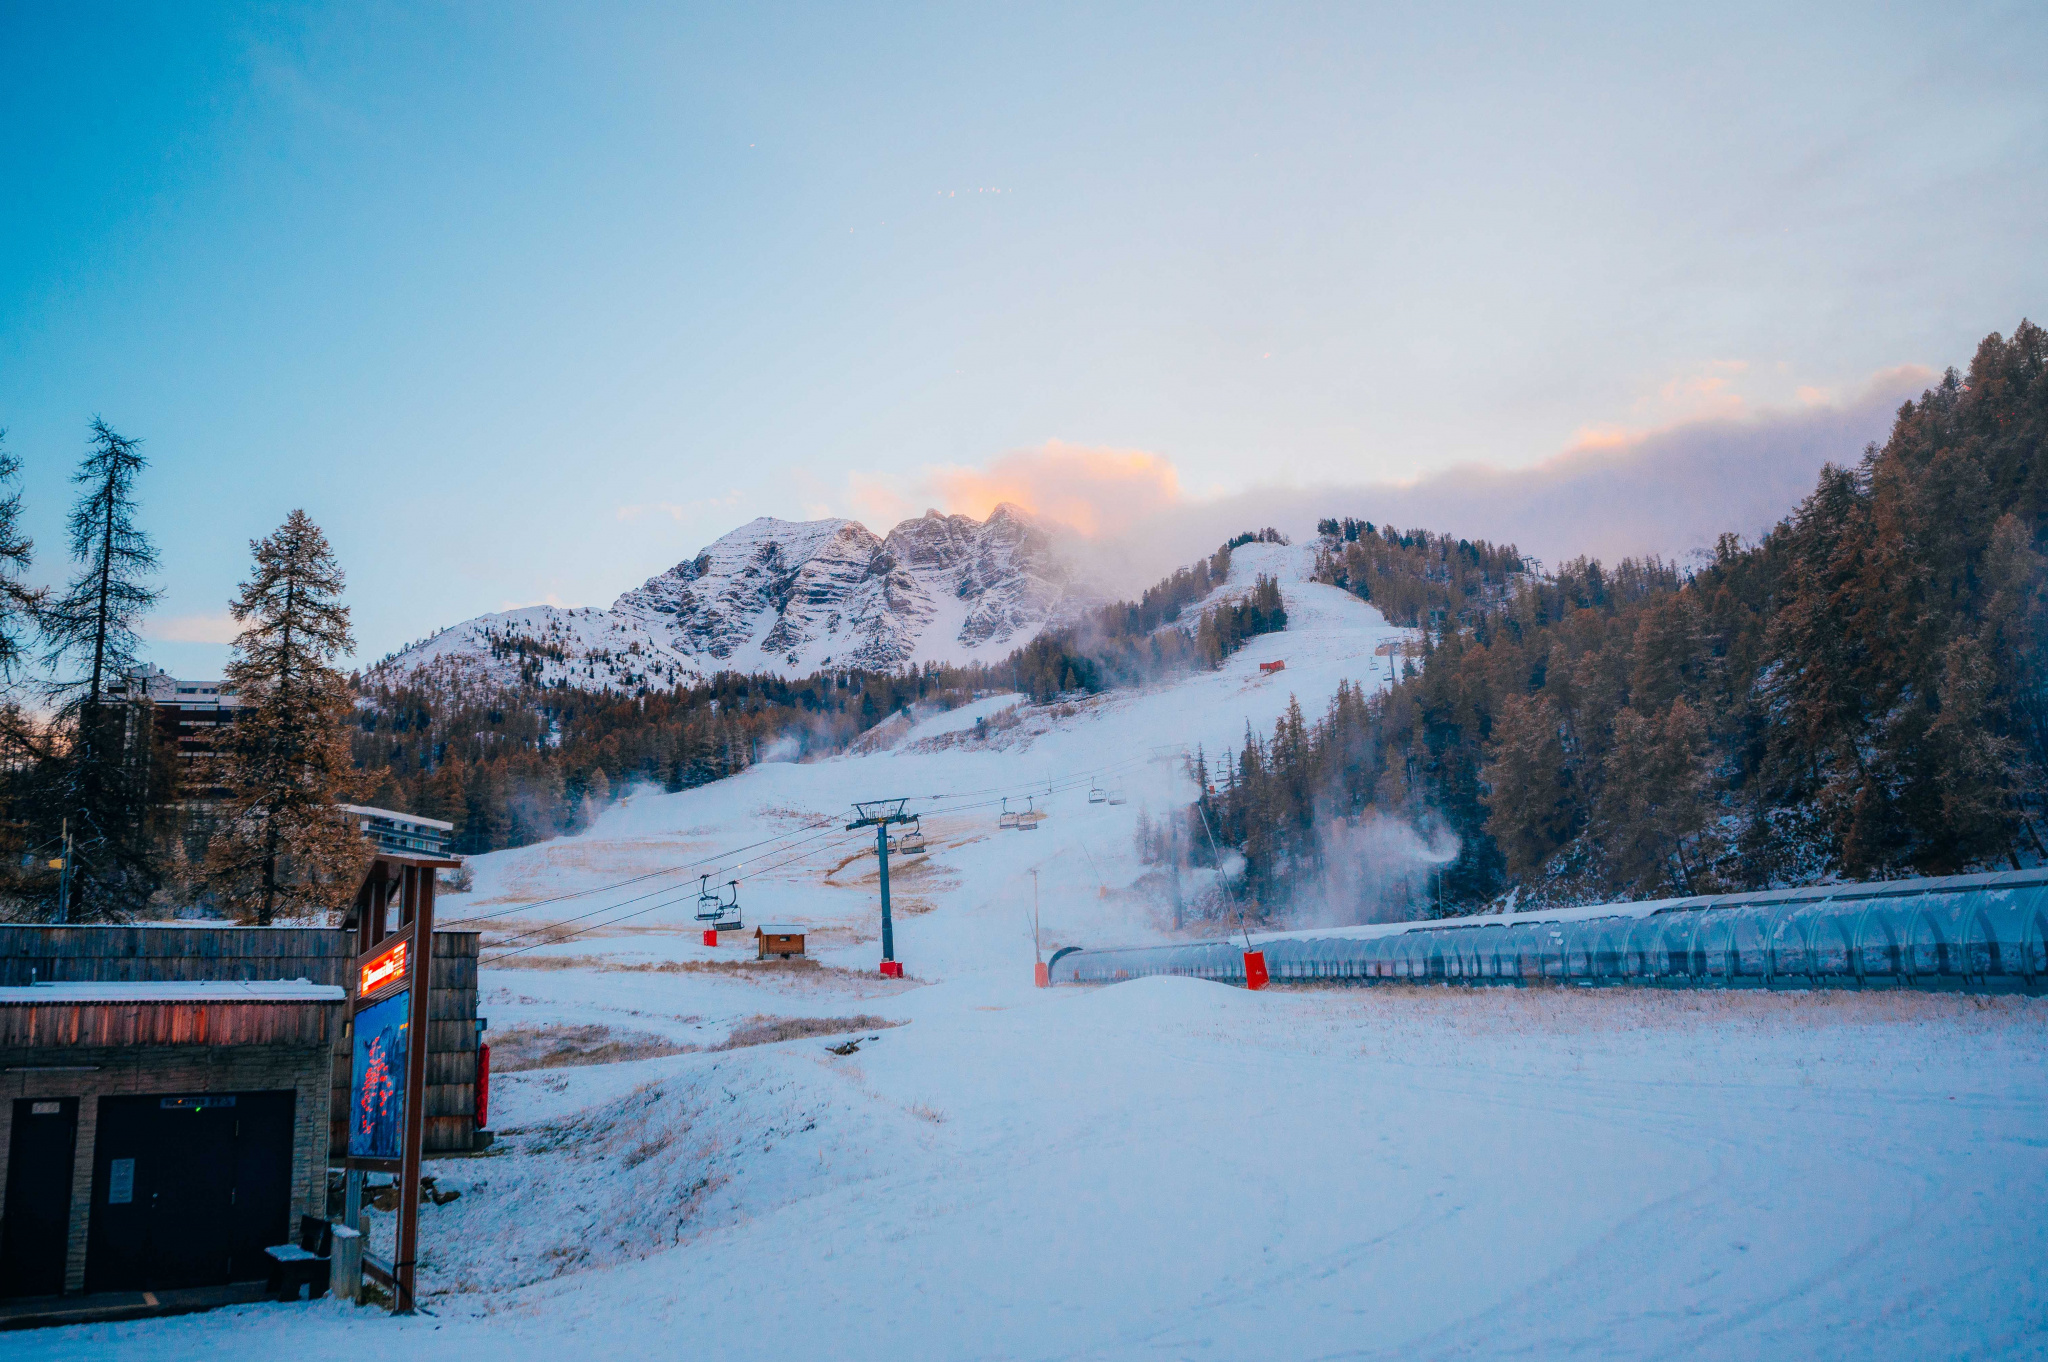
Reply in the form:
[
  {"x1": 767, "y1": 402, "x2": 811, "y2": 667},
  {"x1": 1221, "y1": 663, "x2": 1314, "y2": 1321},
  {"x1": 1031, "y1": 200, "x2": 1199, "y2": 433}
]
[{"x1": 372, "y1": 506, "x2": 1089, "y2": 692}]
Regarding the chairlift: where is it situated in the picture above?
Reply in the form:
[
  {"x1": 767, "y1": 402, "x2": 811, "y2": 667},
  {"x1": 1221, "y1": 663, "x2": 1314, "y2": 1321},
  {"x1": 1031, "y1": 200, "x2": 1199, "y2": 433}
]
[
  {"x1": 1017, "y1": 796, "x2": 1041, "y2": 831},
  {"x1": 897, "y1": 816, "x2": 927, "y2": 855},
  {"x1": 1088, "y1": 785, "x2": 1107, "y2": 804},
  {"x1": 998, "y1": 798, "x2": 1024, "y2": 831},
  {"x1": 1106, "y1": 784, "x2": 1127, "y2": 807},
  {"x1": 694, "y1": 874, "x2": 723, "y2": 922},
  {"x1": 711, "y1": 880, "x2": 743, "y2": 931}
]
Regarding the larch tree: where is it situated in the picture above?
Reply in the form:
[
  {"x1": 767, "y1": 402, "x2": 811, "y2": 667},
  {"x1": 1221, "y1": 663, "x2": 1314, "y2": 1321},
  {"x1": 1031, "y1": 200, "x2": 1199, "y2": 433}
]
[
  {"x1": 0, "y1": 431, "x2": 48, "y2": 877},
  {"x1": 206, "y1": 510, "x2": 365, "y2": 924},
  {"x1": 38, "y1": 419, "x2": 161, "y2": 915},
  {"x1": 0, "y1": 430, "x2": 42, "y2": 677}
]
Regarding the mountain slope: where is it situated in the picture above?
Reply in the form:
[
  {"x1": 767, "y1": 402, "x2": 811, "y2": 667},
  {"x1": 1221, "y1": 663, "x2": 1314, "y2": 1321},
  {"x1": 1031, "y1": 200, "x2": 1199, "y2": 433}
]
[{"x1": 372, "y1": 504, "x2": 1085, "y2": 690}]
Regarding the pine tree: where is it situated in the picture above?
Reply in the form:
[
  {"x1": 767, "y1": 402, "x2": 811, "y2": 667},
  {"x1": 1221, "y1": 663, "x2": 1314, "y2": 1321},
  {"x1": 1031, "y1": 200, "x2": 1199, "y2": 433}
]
[
  {"x1": 0, "y1": 430, "x2": 42, "y2": 677},
  {"x1": 205, "y1": 511, "x2": 365, "y2": 923},
  {"x1": 1480, "y1": 693, "x2": 1580, "y2": 881},
  {"x1": 1594, "y1": 699, "x2": 1721, "y2": 894},
  {"x1": 38, "y1": 419, "x2": 162, "y2": 915}
]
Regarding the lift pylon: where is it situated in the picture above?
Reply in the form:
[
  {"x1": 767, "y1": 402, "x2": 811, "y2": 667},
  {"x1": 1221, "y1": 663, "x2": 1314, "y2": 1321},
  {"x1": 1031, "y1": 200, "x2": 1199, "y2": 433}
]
[{"x1": 848, "y1": 799, "x2": 916, "y2": 976}]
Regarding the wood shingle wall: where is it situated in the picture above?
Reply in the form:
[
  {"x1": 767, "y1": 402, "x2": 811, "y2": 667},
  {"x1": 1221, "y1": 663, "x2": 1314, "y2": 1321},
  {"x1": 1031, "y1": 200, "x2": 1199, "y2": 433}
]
[{"x1": 0, "y1": 925, "x2": 482, "y2": 1153}]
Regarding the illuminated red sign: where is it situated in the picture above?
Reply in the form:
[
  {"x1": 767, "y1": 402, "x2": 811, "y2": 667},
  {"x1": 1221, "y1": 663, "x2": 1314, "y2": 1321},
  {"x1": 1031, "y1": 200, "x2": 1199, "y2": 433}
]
[{"x1": 360, "y1": 939, "x2": 408, "y2": 996}]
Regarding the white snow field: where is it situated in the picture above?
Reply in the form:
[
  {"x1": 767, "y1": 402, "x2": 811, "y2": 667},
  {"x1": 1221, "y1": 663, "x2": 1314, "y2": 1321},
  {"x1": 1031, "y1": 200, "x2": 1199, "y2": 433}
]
[{"x1": 32, "y1": 545, "x2": 2048, "y2": 1361}]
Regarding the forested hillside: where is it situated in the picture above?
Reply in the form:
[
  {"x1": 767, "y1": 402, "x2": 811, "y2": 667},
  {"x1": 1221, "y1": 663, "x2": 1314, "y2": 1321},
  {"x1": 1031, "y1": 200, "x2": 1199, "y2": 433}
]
[
  {"x1": 1313, "y1": 518, "x2": 1525, "y2": 629},
  {"x1": 351, "y1": 665, "x2": 966, "y2": 854},
  {"x1": 1196, "y1": 322, "x2": 2048, "y2": 916}
]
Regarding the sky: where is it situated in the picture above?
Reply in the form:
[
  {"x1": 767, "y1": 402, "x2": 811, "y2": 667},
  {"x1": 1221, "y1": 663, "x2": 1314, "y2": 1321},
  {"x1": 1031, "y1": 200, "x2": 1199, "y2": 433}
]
[{"x1": 2, "y1": 2, "x2": 2044, "y2": 676}]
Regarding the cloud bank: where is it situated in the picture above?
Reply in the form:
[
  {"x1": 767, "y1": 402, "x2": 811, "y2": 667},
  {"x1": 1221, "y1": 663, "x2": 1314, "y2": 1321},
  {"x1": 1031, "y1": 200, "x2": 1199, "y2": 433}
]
[{"x1": 873, "y1": 365, "x2": 1932, "y2": 595}]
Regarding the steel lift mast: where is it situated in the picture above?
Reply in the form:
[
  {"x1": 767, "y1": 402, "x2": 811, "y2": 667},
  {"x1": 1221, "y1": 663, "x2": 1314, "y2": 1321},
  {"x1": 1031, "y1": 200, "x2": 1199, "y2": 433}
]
[{"x1": 848, "y1": 798, "x2": 916, "y2": 977}]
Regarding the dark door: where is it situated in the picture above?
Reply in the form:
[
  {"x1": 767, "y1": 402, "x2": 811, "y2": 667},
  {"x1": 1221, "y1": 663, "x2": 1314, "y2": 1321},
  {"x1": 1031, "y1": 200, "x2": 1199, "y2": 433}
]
[
  {"x1": 1, "y1": 1098, "x2": 79, "y2": 1298},
  {"x1": 84, "y1": 1091, "x2": 296, "y2": 1292}
]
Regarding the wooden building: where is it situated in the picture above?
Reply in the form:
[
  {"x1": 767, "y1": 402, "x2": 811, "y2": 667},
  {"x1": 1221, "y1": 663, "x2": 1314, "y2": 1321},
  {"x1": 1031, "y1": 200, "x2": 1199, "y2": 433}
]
[
  {"x1": 0, "y1": 980, "x2": 343, "y2": 1298},
  {"x1": 755, "y1": 924, "x2": 807, "y2": 959},
  {"x1": 0, "y1": 924, "x2": 486, "y2": 1160}
]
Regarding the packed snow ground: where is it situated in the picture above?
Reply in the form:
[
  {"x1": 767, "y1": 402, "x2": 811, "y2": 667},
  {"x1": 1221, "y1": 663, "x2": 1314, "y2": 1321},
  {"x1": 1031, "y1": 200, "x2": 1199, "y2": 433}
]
[{"x1": 36, "y1": 544, "x2": 2048, "y2": 1360}]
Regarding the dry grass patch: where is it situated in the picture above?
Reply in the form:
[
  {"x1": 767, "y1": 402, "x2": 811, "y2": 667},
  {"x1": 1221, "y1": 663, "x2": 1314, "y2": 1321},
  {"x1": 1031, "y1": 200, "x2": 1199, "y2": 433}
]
[
  {"x1": 718, "y1": 1014, "x2": 904, "y2": 1049},
  {"x1": 480, "y1": 953, "x2": 916, "y2": 994},
  {"x1": 490, "y1": 1023, "x2": 698, "y2": 1072}
]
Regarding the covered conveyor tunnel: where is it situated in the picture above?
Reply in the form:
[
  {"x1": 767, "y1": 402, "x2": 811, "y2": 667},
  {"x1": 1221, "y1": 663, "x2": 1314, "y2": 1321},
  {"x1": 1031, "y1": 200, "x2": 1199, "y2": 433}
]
[{"x1": 1048, "y1": 869, "x2": 2048, "y2": 992}]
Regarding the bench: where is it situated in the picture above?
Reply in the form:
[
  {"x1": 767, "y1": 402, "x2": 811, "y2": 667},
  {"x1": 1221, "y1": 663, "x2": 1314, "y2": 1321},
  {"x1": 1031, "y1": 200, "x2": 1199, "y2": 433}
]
[{"x1": 264, "y1": 1216, "x2": 333, "y2": 1301}]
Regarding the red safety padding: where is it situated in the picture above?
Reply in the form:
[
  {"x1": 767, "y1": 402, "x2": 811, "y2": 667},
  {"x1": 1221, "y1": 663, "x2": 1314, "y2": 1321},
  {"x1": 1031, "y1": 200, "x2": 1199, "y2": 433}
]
[
  {"x1": 476, "y1": 1042, "x2": 491, "y2": 1129},
  {"x1": 1243, "y1": 951, "x2": 1269, "y2": 991}
]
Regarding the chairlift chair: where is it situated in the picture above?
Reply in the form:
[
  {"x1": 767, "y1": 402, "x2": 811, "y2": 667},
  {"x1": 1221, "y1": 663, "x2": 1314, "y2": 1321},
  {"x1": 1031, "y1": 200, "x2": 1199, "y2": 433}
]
[
  {"x1": 898, "y1": 816, "x2": 927, "y2": 855},
  {"x1": 999, "y1": 798, "x2": 1024, "y2": 831},
  {"x1": 712, "y1": 880, "x2": 743, "y2": 932},
  {"x1": 1017, "y1": 796, "x2": 1041, "y2": 830},
  {"x1": 1106, "y1": 784, "x2": 1127, "y2": 807},
  {"x1": 694, "y1": 874, "x2": 723, "y2": 922},
  {"x1": 1088, "y1": 785, "x2": 1107, "y2": 804}
]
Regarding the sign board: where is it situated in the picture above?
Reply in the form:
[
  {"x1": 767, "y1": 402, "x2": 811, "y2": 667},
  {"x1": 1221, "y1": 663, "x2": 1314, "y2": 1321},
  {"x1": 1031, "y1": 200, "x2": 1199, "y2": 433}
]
[
  {"x1": 360, "y1": 936, "x2": 409, "y2": 997},
  {"x1": 160, "y1": 1094, "x2": 237, "y2": 1110},
  {"x1": 344, "y1": 852, "x2": 456, "y2": 1314},
  {"x1": 349, "y1": 989, "x2": 411, "y2": 1161}
]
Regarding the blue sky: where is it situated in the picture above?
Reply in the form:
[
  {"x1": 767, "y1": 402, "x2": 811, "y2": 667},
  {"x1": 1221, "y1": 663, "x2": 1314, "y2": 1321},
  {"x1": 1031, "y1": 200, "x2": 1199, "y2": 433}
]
[{"x1": 2, "y1": 2, "x2": 2043, "y2": 675}]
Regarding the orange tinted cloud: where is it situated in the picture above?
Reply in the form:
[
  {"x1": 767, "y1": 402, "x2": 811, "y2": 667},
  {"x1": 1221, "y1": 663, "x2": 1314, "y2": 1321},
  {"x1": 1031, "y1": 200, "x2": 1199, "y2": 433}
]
[{"x1": 925, "y1": 441, "x2": 1182, "y2": 536}]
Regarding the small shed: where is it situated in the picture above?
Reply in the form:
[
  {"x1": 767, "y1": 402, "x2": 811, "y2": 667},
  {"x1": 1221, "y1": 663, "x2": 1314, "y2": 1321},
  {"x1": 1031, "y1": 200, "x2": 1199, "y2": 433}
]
[
  {"x1": 0, "y1": 921, "x2": 486, "y2": 1158},
  {"x1": 0, "y1": 979, "x2": 345, "y2": 1298},
  {"x1": 755, "y1": 925, "x2": 806, "y2": 960}
]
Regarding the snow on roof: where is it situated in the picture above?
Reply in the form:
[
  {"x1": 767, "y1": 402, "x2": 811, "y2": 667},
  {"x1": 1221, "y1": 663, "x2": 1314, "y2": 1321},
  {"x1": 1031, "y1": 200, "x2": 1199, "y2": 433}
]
[
  {"x1": 340, "y1": 803, "x2": 457, "y2": 831},
  {"x1": 0, "y1": 981, "x2": 347, "y2": 1005},
  {"x1": 755, "y1": 924, "x2": 805, "y2": 935}
]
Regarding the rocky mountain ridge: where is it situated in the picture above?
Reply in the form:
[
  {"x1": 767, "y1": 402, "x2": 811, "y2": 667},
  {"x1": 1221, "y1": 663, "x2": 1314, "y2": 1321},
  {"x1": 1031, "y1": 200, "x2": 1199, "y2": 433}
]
[{"x1": 371, "y1": 504, "x2": 1085, "y2": 691}]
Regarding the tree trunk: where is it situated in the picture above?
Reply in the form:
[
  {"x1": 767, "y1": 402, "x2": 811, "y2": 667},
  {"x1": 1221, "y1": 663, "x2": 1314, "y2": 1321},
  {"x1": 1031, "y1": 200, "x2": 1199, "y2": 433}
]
[{"x1": 260, "y1": 818, "x2": 280, "y2": 926}]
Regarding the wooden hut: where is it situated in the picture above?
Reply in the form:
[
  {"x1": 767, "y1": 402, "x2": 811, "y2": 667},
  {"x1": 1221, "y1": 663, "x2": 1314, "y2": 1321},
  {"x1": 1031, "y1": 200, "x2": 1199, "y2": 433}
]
[
  {"x1": 0, "y1": 980, "x2": 344, "y2": 1299},
  {"x1": 0, "y1": 921, "x2": 485, "y2": 1159},
  {"x1": 755, "y1": 924, "x2": 806, "y2": 960}
]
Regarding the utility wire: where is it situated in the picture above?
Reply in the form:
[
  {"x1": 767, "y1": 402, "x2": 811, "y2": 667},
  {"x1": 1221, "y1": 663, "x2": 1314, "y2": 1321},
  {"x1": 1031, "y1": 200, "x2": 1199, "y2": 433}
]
[
  {"x1": 444, "y1": 748, "x2": 1166, "y2": 928},
  {"x1": 479, "y1": 828, "x2": 871, "y2": 963}
]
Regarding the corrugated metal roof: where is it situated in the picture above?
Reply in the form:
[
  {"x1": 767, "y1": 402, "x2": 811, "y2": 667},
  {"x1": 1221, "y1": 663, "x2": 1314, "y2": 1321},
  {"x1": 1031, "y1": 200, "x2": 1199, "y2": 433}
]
[{"x1": 0, "y1": 980, "x2": 346, "y2": 1005}]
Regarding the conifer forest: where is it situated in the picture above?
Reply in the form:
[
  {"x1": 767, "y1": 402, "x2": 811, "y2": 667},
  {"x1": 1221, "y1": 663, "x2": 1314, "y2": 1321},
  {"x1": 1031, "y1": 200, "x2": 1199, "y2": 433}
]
[{"x1": 1188, "y1": 323, "x2": 2048, "y2": 916}]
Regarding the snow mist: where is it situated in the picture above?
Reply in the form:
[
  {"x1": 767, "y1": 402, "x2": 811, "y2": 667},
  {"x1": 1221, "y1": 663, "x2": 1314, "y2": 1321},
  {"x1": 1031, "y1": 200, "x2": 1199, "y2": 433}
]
[{"x1": 1289, "y1": 811, "x2": 1460, "y2": 927}]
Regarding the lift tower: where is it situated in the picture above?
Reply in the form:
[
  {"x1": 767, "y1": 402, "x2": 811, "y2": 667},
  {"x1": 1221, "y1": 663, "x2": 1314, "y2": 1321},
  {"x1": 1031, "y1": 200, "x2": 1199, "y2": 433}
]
[{"x1": 848, "y1": 798, "x2": 916, "y2": 977}]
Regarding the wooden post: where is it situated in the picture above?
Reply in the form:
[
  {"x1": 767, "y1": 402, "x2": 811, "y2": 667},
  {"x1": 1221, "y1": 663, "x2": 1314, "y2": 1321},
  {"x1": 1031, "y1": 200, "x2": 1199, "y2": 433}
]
[
  {"x1": 331, "y1": 1224, "x2": 363, "y2": 1303},
  {"x1": 394, "y1": 865, "x2": 435, "y2": 1314}
]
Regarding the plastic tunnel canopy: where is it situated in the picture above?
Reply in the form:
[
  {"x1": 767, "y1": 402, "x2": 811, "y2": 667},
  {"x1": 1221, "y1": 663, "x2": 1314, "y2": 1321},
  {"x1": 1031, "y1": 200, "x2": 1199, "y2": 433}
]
[{"x1": 1047, "y1": 869, "x2": 2048, "y2": 992}]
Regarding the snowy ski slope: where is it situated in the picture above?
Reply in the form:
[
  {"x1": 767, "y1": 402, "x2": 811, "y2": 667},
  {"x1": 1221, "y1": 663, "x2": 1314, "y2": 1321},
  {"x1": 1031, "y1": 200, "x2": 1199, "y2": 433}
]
[{"x1": 34, "y1": 541, "x2": 2048, "y2": 1362}]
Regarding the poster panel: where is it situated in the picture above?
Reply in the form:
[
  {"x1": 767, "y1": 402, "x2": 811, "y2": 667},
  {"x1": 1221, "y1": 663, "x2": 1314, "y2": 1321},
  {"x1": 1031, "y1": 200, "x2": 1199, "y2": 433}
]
[{"x1": 349, "y1": 988, "x2": 411, "y2": 1160}]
